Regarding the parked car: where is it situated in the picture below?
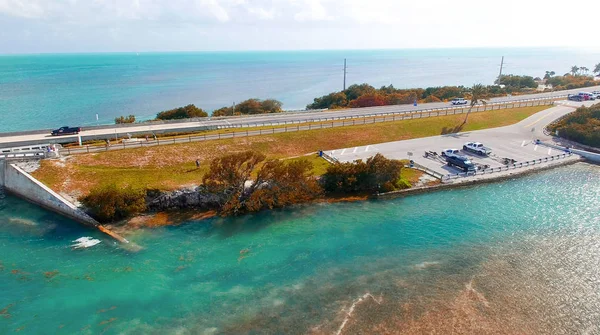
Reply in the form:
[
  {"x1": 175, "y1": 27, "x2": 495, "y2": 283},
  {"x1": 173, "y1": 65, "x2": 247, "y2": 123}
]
[
  {"x1": 463, "y1": 142, "x2": 492, "y2": 156},
  {"x1": 568, "y1": 94, "x2": 584, "y2": 102},
  {"x1": 441, "y1": 148, "x2": 463, "y2": 159},
  {"x1": 591, "y1": 91, "x2": 600, "y2": 99},
  {"x1": 446, "y1": 155, "x2": 476, "y2": 172},
  {"x1": 451, "y1": 98, "x2": 468, "y2": 105},
  {"x1": 51, "y1": 126, "x2": 81, "y2": 136}
]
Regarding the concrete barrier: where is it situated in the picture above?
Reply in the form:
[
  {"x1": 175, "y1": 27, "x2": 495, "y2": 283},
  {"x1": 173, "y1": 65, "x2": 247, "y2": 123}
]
[
  {"x1": 570, "y1": 148, "x2": 600, "y2": 163},
  {"x1": 0, "y1": 160, "x2": 134, "y2": 246},
  {"x1": 538, "y1": 142, "x2": 600, "y2": 163},
  {"x1": 2, "y1": 162, "x2": 99, "y2": 226},
  {"x1": 0, "y1": 160, "x2": 5, "y2": 186}
]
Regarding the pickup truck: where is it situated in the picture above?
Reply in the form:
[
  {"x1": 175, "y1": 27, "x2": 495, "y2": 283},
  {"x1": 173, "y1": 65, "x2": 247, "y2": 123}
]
[
  {"x1": 441, "y1": 148, "x2": 463, "y2": 159},
  {"x1": 446, "y1": 155, "x2": 476, "y2": 172},
  {"x1": 463, "y1": 142, "x2": 492, "y2": 156},
  {"x1": 51, "y1": 126, "x2": 81, "y2": 136}
]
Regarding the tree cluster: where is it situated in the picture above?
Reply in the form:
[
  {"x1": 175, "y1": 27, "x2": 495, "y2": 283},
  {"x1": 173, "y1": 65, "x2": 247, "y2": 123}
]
[
  {"x1": 114, "y1": 115, "x2": 136, "y2": 124},
  {"x1": 81, "y1": 184, "x2": 146, "y2": 223},
  {"x1": 203, "y1": 151, "x2": 322, "y2": 216},
  {"x1": 306, "y1": 83, "x2": 519, "y2": 110},
  {"x1": 496, "y1": 75, "x2": 537, "y2": 90},
  {"x1": 545, "y1": 75, "x2": 597, "y2": 91},
  {"x1": 321, "y1": 154, "x2": 409, "y2": 194},
  {"x1": 156, "y1": 104, "x2": 208, "y2": 120},
  {"x1": 212, "y1": 99, "x2": 283, "y2": 117},
  {"x1": 549, "y1": 103, "x2": 600, "y2": 148}
]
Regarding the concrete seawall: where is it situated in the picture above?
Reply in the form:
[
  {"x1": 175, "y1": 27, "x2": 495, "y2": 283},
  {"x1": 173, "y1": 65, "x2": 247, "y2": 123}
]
[
  {"x1": 570, "y1": 149, "x2": 600, "y2": 163},
  {"x1": 1, "y1": 160, "x2": 134, "y2": 247},
  {"x1": 0, "y1": 160, "x2": 4, "y2": 186},
  {"x1": 2, "y1": 161, "x2": 99, "y2": 225},
  {"x1": 539, "y1": 142, "x2": 600, "y2": 164}
]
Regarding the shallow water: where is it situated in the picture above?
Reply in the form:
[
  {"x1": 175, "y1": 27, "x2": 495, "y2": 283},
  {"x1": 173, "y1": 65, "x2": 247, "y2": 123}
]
[{"x1": 1, "y1": 163, "x2": 599, "y2": 334}]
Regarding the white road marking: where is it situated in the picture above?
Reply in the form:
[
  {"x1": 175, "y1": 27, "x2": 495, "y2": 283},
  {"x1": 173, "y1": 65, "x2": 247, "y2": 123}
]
[
  {"x1": 340, "y1": 149, "x2": 347, "y2": 155},
  {"x1": 352, "y1": 147, "x2": 357, "y2": 153},
  {"x1": 534, "y1": 145, "x2": 538, "y2": 151},
  {"x1": 366, "y1": 145, "x2": 371, "y2": 152},
  {"x1": 521, "y1": 140, "x2": 526, "y2": 147},
  {"x1": 548, "y1": 148, "x2": 552, "y2": 155}
]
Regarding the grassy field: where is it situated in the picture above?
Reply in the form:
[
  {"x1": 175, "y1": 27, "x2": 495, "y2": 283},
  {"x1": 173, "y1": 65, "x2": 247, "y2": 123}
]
[{"x1": 33, "y1": 105, "x2": 549, "y2": 197}]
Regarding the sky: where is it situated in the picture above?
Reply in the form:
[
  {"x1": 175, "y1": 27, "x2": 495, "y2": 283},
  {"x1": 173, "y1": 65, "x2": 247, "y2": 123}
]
[{"x1": 0, "y1": 0, "x2": 599, "y2": 54}]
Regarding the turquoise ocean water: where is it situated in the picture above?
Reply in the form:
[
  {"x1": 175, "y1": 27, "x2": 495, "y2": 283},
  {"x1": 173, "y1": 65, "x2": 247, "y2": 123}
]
[
  {"x1": 1, "y1": 48, "x2": 600, "y2": 133},
  {"x1": 1, "y1": 163, "x2": 599, "y2": 334}
]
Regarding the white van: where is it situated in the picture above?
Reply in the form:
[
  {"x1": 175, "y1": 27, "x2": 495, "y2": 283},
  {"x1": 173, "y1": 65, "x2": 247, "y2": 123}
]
[{"x1": 451, "y1": 98, "x2": 468, "y2": 105}]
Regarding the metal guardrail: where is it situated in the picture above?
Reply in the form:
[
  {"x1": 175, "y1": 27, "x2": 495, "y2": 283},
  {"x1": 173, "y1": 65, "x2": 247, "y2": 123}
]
[
  {"x1": 60, "y1": 98, "x2": 557, "y2": 156},
  {"x1": 441, "y1": 153, "x2": 573, "y2": 182},
  {"x1": 321, "y1": 152, "x2": 339, "y2": 164},
  {"x1": 0, "y1": 151, "x2": 46, "y2": 160},
  {"x1": 409, "y1": 162, "x2": 445, "y2": 180},
  {"x1": 213, "y1": 96, "x2": 560, "y2": 131}
]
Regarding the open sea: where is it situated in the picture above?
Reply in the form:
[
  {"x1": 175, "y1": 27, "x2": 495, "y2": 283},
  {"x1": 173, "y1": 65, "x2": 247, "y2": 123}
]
[
  {"x1": 1, "y1": 163, "x2": 599, "y2": 334},
  {"x1": 1, "y1": 47, "x2": 600, "y2": 133}
]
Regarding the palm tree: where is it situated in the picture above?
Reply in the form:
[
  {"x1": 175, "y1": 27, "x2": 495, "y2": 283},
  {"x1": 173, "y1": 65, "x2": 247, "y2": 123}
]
[
  {"x1": 463, "y1": 84, "x2": 489, "y2": 124},
  {"x1": 571, "y1": 65, "x2": 580, "y2": 76},
  {"x1": 543, "y1": 70, "x2": 555, "y2": 80},
  {"x1": 594, "y1": 63, "x2": 600, "y2": 76},
  {"x1": 580, "y1": 66, "x2": 589, "y2": 75}
]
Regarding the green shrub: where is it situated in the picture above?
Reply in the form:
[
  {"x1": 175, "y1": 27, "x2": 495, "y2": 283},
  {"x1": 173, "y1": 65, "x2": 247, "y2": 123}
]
[
  {"x1": 115, "y1": 115, "x2": 136, "y2": 124},
  {"x1": 549, "y1": 103, "x2": 600, "y2": 148},
  {"x1": 212, "y1": 99, "x2": 283, "y2": 117},
  {"x1": 321, "y1": 154, "x2": 404, "y2": 194},
  {"x1": 81, "y1": 184, "x2": 146, "y2": 223},
  {"x1": 156, "y1": 104, "x2": 207, "y2": 120}
]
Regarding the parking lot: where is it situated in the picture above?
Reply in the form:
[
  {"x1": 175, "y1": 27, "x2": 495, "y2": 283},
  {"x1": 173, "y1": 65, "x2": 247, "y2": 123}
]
[{"x1": 329, "y1": 103, "x2": 582, "y2": 177}]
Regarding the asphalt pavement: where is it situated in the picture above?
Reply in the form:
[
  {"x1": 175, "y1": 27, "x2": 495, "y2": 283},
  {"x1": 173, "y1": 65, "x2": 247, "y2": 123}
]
[{"x1": 329, "y1": 100, "x2": 593, "y2": 177}]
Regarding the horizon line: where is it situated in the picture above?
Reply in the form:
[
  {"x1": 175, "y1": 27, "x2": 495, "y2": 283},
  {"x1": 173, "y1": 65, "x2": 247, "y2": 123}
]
[{"x1": 0, "y1": 45, "x2": 584, "y2": 57}]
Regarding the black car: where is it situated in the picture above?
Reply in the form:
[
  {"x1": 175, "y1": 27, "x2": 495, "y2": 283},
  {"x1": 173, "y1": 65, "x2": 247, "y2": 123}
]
[
  {"x1": 446, "y1": 155, "x2": 476, "y2": 172},
  {"x1": 51, "y1": 126, "x2": 81, "y2": 136}
]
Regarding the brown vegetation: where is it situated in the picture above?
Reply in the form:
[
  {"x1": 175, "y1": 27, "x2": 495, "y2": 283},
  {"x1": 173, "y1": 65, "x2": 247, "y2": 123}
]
[
  {"x1": 548, "y1": 103, "x2": 600, "y2": 148},
  {"x1": 212, "y1": 99, "x2": 283, "y2": 116},
  {"x1": 203, "y1": 151, "x2": 322, "y2": 216},
  {"x1": 81, "y1": 184, "x2": 146, "y2": 222},
  {"x1": 322, "y1": 154, "x2": 409, "y2": 194}
]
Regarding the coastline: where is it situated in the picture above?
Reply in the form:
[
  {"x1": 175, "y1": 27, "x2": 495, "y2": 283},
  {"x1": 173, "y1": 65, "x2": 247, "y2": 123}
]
[
  {"x1": 376, "y1": 157, "x2": 585, "y2": 199},
  {"x1": 113, "y1": 157, "x2": 586, "y2": 231}
]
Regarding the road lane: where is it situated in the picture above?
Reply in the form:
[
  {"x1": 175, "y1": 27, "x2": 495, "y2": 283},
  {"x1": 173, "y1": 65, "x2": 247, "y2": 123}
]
[{"x1": 1, "y1": 85, "x2": 598, "y2": 148}]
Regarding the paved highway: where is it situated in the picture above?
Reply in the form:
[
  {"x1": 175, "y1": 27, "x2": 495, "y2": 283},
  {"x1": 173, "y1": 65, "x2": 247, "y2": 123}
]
[
  {"x1": 329, "y1": 100, "x2": 592, "y2": 177},
  {"x1": 1, "y1": 85, "x2": 598, "y2": 148}
]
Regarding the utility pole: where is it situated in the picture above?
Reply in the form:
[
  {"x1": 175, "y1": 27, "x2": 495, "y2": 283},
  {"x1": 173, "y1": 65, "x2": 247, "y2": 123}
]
[
  {"x1": 497, "y1": 56, "x2": 504, "y2": 83},
  {"x1": 343, "y1": 58, "x2": 347, "y2": 91},
  {"x1": 232, "y1": 102, "x2": 235, "y2": 116}
]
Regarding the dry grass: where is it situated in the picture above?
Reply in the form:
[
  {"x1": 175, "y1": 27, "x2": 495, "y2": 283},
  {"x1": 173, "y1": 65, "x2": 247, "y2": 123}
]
[{"x1": 33, "y1": 105, "x2": 548, "y2": 196}]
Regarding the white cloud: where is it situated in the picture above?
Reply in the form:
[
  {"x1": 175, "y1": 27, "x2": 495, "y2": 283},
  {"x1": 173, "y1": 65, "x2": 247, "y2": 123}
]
[
  {"x1": 292, "y1": 0, "x2": 332, "y2": 22},
  {"x1": 247, "y1": 6, "x2": 275, "y2": 20},
  {"x1": 0, "y1": 0, "x2": 599, "y2": 53},
  {"x1": 0, "y1": 0, "x2": 45, "y2": 18},
  {"x1": 197, "y1": 0, "x2": 230, "y2": 22}
]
